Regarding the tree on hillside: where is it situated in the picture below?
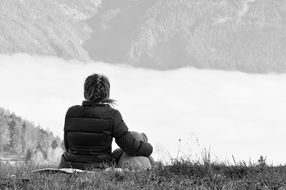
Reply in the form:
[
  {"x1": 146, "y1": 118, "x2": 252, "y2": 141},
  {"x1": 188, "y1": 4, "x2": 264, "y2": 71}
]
[
  {"x1": 0, "y1": 118, "x2": 10, "y2": 152},
  {"x1": 8, "y1": 114, "x2": 17, "y2": 153},
  {"x1": 21, "y1": 122, "x2": 27, "y2": 154},
  {"x1": 23, "y1": 122, "x2": 38, "y2": 150},
  {"x1": 51, "y1": 140, "x2": 58, "y2": 149}
]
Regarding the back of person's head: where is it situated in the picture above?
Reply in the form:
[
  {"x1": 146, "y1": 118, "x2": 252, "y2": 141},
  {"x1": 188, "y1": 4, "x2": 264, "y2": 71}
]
[{"x1": 84, "y1": 73, "x2": 115, "y2": 105}]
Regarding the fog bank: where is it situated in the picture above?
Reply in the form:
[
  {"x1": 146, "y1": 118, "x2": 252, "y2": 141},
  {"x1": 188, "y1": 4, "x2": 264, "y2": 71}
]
[{"x1": 1, "y1": 54, "x2": 286, "y2": 164}]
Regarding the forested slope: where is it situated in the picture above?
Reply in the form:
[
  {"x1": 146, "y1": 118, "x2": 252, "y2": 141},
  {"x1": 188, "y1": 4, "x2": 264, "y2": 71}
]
[
  {"x1": 1, "y1": 0, "x2": 286, "y2": 72},
  {"x1": 127, "y1": 0, "x2": 286, "y2": 72},
  {"x1": 0, "y1": 0, "x2": 101, "y2": 61},
  {"x1": 0, "y1": 107, "x2": 63, "y2": 164}
]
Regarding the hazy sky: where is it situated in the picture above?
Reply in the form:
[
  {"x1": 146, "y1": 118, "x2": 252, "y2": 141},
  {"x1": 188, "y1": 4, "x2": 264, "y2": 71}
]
[{"x1": 1, "y1": 54, "x2": 286, "y2": 164}]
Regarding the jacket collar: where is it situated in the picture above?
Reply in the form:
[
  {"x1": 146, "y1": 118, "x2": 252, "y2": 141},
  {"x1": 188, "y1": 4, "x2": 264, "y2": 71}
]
[{"x1": 82, "y1": 101, "x2": 110, "y2": 107}]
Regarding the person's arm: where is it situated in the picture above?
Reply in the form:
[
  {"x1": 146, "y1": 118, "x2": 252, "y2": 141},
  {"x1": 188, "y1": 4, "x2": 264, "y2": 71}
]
[
  {"x1": 63, "y1": 111, "x2": 69, "y2": 151},
  {"x1": 63, "y1": 132, "x2": 69, "y2": 151},
  {"x1": 112, "y1": 110, "x2": 153, "y2": 157}
]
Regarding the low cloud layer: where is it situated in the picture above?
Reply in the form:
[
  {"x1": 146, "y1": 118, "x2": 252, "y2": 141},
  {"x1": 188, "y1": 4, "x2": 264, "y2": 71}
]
[{"x1": 1, "y1": 54, "x2": 286, "y2": 164}]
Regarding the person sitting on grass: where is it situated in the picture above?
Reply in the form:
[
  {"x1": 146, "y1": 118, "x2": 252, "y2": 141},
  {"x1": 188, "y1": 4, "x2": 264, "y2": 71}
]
[{"x1": 59, "y1": 73, "x2": 153, "y2": 170}]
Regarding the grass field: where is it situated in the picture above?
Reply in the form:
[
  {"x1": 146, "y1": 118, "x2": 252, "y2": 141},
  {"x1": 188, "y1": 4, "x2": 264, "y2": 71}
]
[{"x1": 1, "y1": 156, "x2": 286, "y2": 190}]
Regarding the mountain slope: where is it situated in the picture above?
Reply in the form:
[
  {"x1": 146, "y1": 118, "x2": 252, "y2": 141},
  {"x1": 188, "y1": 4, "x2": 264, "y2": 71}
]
[
  {"x1": 0, "y1": 0, "x2": 100, "y2": 61},
  {"x1": 1, "y1": 0, "x2": 286, "y2": 72},
  {"x1": 127, "y1": 0, "x2": 286, "y2": 72},
  {"x1": 84, "y1": 0, "x2": 156, "y2": 63},
  {"x1": 0, "y1": 107, "x2": 63, "y2": 164}
]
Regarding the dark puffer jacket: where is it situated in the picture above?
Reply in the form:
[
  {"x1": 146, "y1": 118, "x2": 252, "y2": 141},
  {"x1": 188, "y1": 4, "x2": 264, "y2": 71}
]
[{"x1": 59, "y1": 101, "x2": 153, "y2": 170}]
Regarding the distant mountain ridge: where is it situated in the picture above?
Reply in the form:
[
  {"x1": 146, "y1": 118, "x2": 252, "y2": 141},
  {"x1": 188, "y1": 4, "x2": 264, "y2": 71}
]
[{"x1": 1, "y1": 0, "x2": 286, "y2": 73}]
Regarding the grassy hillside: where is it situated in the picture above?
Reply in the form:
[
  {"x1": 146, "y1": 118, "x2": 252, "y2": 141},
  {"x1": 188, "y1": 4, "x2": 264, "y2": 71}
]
[{"x1": 0, "y1": 157, "x2": 286, "y2": 189}]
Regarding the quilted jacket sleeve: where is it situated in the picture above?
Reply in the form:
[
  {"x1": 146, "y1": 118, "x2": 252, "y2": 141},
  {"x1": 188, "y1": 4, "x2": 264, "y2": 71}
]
[
  {"x1": 112, "y1": 110, "x2": 153, "y2": 157},
  {"x1": 63, "y1": 110, "x2": 69, "y2": 151}
]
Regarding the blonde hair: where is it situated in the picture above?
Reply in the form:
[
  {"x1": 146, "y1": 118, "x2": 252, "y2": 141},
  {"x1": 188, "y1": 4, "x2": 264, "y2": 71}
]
[{"x1": 84, "y1": 74, "x2": 115, "y2": 105}]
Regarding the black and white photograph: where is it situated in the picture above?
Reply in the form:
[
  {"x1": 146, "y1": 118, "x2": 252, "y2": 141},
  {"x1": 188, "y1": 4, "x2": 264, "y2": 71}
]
[{"x1": 0, "y1": 0, "x2": 286, "y2": 189}]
